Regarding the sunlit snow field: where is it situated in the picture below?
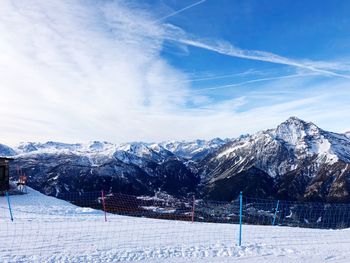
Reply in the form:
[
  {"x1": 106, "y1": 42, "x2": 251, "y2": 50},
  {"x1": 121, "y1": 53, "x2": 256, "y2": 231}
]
[{"x1": 1, "y1": 188, "x2": 350, "y2": 262}]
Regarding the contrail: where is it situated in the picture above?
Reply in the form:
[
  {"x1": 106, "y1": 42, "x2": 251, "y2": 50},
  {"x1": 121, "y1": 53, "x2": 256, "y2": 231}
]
[
  {"x1": 149, "y1": 73, "x2": 318, "y2": 98},
  {"x1": 153, "y1": 0, "x2": 206, "y2": 23},
  {"x1": 192, "y1": 73, "x2": 318, "y2": 93},
  {"x1": 162, "y1": 69, "x2": 257, "y2": 84}
]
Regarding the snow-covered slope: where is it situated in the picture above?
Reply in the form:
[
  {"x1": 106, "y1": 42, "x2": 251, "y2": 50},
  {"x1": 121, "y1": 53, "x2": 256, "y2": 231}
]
[
  {"x1": 1, "y1": 187, "x2": 350, "y2": 263},
  {"x1": 1, "y1": 186, "x2": 102, "y2": 217}
]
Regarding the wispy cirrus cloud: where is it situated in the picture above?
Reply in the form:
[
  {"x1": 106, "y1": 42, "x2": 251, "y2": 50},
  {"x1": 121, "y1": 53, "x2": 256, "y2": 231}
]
[
  {"x1": 0, "y1": 0, "x2": 193, "y2": 144},
  {"x1": 163, "y1": 25, "x2": 350, "y2": 79},
  {"x1": 0, "y1": 0, "x2": 349, "y2": 146}
]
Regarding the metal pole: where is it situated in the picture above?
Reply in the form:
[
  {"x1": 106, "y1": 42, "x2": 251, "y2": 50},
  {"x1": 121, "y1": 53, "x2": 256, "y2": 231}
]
[
  {"x1": 191, "y1": 195, "x2": 195, "y2": 223},
  {"x1": 5, "y1": 191, "x2": 14, "y2": 222},
  {"x1": 101, "y1": 190, "x2": 107, "y2": 222},
  {"x1": 238, "y1": 191, "x2": 243, "y2": 246},
  {"x1": 272, "y1": 200, "x2": 280, "y2": 226}
]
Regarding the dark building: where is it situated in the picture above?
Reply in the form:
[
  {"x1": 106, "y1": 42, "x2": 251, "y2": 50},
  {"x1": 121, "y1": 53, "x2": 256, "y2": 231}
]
[{"x1": 0, "y1": 157, "x2": 12, "y2": 192}]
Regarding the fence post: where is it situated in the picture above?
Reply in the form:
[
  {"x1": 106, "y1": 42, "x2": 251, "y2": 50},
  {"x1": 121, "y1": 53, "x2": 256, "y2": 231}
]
[
  {"x1": 272, "y1": 200, "x2": 280, "y2": 226},
  {"x1": 191, "y1": 195, "x2": 195, "y2": 223},
  {"x1": 5, "y1": 191, "x2": 14, "y2": 222},
  {"x1": 238, "y1": 191, "x2": 243, "y2": 246},
  {"x1": 101, "y1": 190, "x2": 107, "y2": 222}
]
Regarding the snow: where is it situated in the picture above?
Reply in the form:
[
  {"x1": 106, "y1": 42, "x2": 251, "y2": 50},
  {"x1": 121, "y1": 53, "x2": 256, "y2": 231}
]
[
  {"x1": 13, "y1": 139, "x2": 226, "y2": 162},
  {"x1": 160, "y1": 138, "x2": 228, "y2": 159},
  {"x1": 310, "y1": 136, "x2": 339, "y2": 164},
  {"x1": 1, "y1": 188, "x2": 350, "y2": 262},
  {"x1": 216, "y1": 140, "x2": 250, "y2": 159},
  {"x1": 209, "y1": 117, "x2": 350, "y2": 183}
]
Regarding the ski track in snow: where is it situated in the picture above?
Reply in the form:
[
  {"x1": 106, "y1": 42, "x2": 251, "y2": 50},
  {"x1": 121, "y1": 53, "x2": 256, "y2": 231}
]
[{"x1": 1, "y1": 188, "x2": 350, "y2": 262}]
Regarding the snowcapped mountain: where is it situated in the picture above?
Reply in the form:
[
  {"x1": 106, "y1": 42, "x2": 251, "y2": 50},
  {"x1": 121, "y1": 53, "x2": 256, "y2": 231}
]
[
  {"x1": 199, "y1": 117, "x2": 350, "y2": 202},
  {"x1": 14, "y1": 140, "x2": 215, "y2": 160},
  {"x1": 2, "y1": 117, "x2": 350, "y2": 203},
  {"x1": 160, "y1": 138, "x2": 229, "y2": 160},
  {"x1": 0, "y1": 143, "x2": 16, "y2": 157},
  {"x1": 6, "y1": 140, "x2": 217, "y2": 197},
  {"x1": 16, "y1": 141, "x2": 116, "y2": 156},
  {"x1": 114, "y1": 142, "x2": 175, "y2": 165}
]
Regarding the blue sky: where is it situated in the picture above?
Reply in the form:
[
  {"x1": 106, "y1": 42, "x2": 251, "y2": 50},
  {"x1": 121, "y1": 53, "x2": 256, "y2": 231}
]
[
  {"x1": 160, "y1": 0, "x2": 350, "y2": 60},
  {"x1": 149, "y1": 0, "x2": 350, "y2": 128},
  {"x1": 0, "y1": 0, "x2": 349, "y2": 145}
]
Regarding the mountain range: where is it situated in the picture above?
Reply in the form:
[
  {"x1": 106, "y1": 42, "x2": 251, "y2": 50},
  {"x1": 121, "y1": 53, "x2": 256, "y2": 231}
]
[{"x1": 1, "y1": 117, "x2": 350, "y2": 202}]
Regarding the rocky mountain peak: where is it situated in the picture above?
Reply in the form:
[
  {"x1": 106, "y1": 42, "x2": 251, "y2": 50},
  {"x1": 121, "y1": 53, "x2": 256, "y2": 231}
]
[
  {"x1": 198, "y1": 117, "x2": 350, "y2": 202},
  {"x1": 274, "y1": 117, "x2": 320, "y2": 145}
]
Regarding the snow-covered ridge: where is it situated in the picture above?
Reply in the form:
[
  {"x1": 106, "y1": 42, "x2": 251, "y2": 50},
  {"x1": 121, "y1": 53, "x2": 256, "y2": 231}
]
[
  {"x1": 214, "y1": 117, "x2": 350, "y2": 165},
  {"x1": 8, "y1": 138, "x2": 228, "y2": 161},
  {"x1": 273, "y1": 117, "x2": 350, "y2": 164},
  {"x1": 3, "y1": 117, "x2": 349, "y2": 171},
  {"x1": 159, "y1": 138, "x2": 229, "y2": 160},
  {"x1": 0, "y1": 143, "x2": 17, "y2": 156},
  {"x1": 15, "y1": 141, "x2": 116, "y2": 156},
  {"x1": 198, "y1": 117, "x2": 350, "y2": 202},
  {"x1": 3, "y1": 117, "x2": 349, "y2": 168}
]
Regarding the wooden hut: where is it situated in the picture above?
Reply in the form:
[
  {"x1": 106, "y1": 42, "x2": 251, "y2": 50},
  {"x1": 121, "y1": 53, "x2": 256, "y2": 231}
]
[{"x1": 0, "y1": 157, "x2": 12, "y2": 192}]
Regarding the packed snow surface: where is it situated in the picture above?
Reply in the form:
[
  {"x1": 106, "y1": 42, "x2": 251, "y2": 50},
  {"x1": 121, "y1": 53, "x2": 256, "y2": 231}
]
[{"x1": 1, "y1": 188, "x2": 350, "y2": 262}]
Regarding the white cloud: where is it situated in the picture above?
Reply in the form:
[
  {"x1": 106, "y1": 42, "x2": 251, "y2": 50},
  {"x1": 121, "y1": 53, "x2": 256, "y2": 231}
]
[
  {"x1": 0, "y1": 0, "x2": 349, "y2": 146},
  {"x1": 0, "y1": 0, "x2": 192, "y2": 145}
]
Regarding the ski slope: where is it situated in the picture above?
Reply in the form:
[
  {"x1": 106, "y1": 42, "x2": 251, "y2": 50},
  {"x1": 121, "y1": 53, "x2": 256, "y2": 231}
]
[{"x1": 1, "y1": 188, "x2": 350, "y2": 262}]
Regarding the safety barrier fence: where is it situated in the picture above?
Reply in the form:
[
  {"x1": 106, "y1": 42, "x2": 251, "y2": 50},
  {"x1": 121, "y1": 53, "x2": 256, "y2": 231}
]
[
  {"x1": 1, "y1": 190, "x2": 350, "y2": 262},
  {"x1": 56, "y1": 190, "x2": 350, "y2": 229}
]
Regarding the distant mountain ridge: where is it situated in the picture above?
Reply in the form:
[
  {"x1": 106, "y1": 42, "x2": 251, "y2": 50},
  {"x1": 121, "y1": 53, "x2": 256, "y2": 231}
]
[
  {"x1": 11, "y1": 139, "x2": 227, "y2": 159},
  {"x1": 2, "y1": 138, "x2": 227, "y2": 198},
  {"x1": 0, "y1": 143, "x2": 16, "y2": 157},
  {"x1": 2, "y1": 117, "x2": 350, "y2": 203}
]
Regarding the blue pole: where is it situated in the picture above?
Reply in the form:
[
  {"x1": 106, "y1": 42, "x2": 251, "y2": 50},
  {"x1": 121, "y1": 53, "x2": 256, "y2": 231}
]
[
  {"x1": 272, "y1": 200, "x2": 280, "y2": 226},
  {"x1": 238, "y1": 191, "x2": 243, "y2": 246},
  {"x1": 5, "y1": 191, "x2": 14, "y2": 222}
]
